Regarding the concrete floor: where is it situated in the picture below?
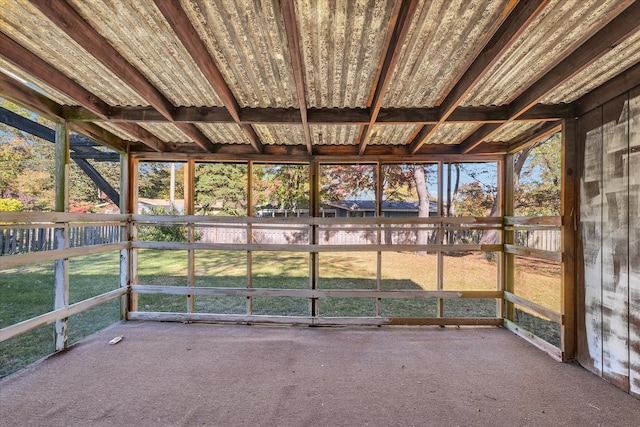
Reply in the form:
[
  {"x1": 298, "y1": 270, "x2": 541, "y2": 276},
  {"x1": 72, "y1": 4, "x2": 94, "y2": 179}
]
[{"x1": 1, "y1": 321, "x2": 639, "y2": 427}]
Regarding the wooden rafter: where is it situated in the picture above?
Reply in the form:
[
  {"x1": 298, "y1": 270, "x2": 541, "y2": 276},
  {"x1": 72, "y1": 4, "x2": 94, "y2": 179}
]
[
  {"x1": 408, "y1": 0, "x2": 549, "y2": 154},
  {"x1": 152, "y1": 0, "x2": 263, "y2": 154},
  {"x1": 0, "y1": 36, "x2": 165, "y2": 152},
  {"x1": 30, "y1": 0, "x2": 216, "y2": 153},
  {"x1": 505, "y1": 121, "x2": 562, "y2": 154},
  {"x1": 357, "y1": 0, "x2": 418, "y2": 155},
  {"x1": 281, "y1": 0, "x2": 312, "y2": 155},
  {"x1": 0, "y1": 31, "x2": 109, "y2": 119},
  {"x1": 460, "y1": 0, "x2": 640, "y2": 154}
]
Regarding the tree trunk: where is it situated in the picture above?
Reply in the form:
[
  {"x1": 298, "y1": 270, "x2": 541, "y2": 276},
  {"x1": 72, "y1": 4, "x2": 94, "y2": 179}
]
[{"x1": 414, "y1": 166, "x2": 430, "y2": 251}]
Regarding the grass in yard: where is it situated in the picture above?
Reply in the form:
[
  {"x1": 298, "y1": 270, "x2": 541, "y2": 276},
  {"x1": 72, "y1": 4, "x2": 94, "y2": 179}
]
[
  {"x1": 2, "y1": 248, "x2": 563, "y2": 377},
  {"x1": 1, "y1": 252, "x2": 122, "y2": 378}
]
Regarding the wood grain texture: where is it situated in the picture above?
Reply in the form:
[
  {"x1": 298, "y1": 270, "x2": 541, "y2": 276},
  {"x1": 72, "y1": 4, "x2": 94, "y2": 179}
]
[
  {"x1": 601, "y1": 94, "x2": 630, "y2": 391},
  {"x1": 577, "y1": 107, "x2": 603, "y2": 375},
  {"x1": 628, "y1": 86, "x2": 640, "y2": 397}
]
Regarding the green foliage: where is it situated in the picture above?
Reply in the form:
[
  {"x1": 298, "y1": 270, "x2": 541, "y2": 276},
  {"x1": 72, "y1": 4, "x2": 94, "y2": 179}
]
[
  {"x1": 138, "y1": 162, "x2": 184, "y2": 200},
  {"x1": 195, "y1": 163, "x2": 247, "y2": 215},
  {"x1": 253, "y1": 164, "x2": 309, "y2": 213},
  {"x1": 514, "y1": 133, "x2": 561, "y2": 216},
  {"x1": 0, "y1": 198, "x2": 23, "y2": 212},
  {"x1": 138, "y1": 205, "x2": 189, "y2": 242}
]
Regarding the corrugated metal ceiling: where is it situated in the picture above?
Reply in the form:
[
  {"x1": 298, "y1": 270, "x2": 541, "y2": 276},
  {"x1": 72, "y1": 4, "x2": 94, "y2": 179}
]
[{"x1": 0, "y1": 0, "x2": 638, "y2": 156}]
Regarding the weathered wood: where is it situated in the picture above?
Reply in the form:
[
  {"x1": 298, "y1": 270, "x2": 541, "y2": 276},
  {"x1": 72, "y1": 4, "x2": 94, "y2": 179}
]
[
  {"x1": 0, "y1": 32, "x2": 109, "y2": 119},
  {"x1": 281, "y1": 0, "x2": 312, "y2": 155},
  {"x1": 504, "y1": 291, "x2": 562, "y2": 324},
  {"x1": 600, "y1": 93, "x2": 630, "y2": 390},
  {"x1": 387, "y1": 317, "x2": 503, "y2": 326},
  {"x1": 506, "y1": 121, "x2": 562, "y2": 154},
  {"x1": 577, "y1": 106, "x2": 604, "y2": 375},
  {"x1": 561, "y1": 118, "x2": 578, "y2": 361},
  {"x1": 503, "y1": 244, "x2": 562, "y2": 262},
  {"x1": 504, "y1": 216, "x2": 562, "y2": 226},
  {"x1": 409, "y1": 0, "x2": 548, "y2": 153},
  {"x1": 504, "y1": 319, "x2": 562, "y2": 361},
  {"x1": 0, "y1": 243, "x2": 128, "y2": 270},
  {"x1": 131, "y1": 285, "x2": 501, "y2": 300},
  {"x1": 0, "y1": 288, "x2": 127, "y2": 343},
  {"x1": 33, "y1": 0, "x2": 174, "y2": 120},
  {"x1": 358, "y1": 0, "x2": 417, "y2": 154},
  {"x1": 461, "y1": 2, "x2": 640, "y2": 154},
  {"x1": 574, "y1": 62, "x2": 640, "y2": 117},
  {"x1": 629, "y1": 86, "x2": 640, "y2": 398}
]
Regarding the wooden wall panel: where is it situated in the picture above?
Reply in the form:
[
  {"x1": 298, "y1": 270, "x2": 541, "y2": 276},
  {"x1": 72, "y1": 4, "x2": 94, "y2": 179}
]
[
  {"x1": 601, "y1": 94, "x2": 629, "y2": 391},
  {"x1": 629, "y1": 86, "x2": 640, "y2": 398},
  {"x1": 578, "y1": 86, "x2": 640, "y2": 398},
  {"x1": 578, "y1": 107, "x2": 603, "y2": 375}
]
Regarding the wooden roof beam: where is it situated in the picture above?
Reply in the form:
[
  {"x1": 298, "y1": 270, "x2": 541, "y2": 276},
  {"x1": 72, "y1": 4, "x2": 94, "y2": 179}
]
[
  {"x1": 409, "y1": 0, "x2": 549, "y2": 154},
  {"x1": 281, "y1": 0, "x2": 312, "y2": 155},
  {"x1": 357, "y1": 0, "x2": 419, "y2": 155},
  {"x1": 0, "y1": 39, "x2": 164, "y2": 152},
  {"x1": 31, "y1": 0, "x2": 216, "y2": 153},
  {"x1": 505, "y1": 121, "x2": 562, "y2": 154},
  {"x1": 461, "y1": 0, "x2": 640, "y2": 154},
  {"x1": 0, "y1": 31, "x2": 109, "y2": 120},
  {"x1": 152, "y1": 0, "x2": 263, "y2": 154}
]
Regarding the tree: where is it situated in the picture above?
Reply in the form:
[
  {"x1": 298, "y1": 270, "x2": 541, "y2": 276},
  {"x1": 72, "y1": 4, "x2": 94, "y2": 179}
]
[
  {"x1": 195, "y1": 163, "x2": 247, "y2": 215},
  {"x1": 253, "y1": 164, "x2": 309, "y2": 215},
  {"x1": 514, "y1": 133, "x2": 561, "y2": 216}
]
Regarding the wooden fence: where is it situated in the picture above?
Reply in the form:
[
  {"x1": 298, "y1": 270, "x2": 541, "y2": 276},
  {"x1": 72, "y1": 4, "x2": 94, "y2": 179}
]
[{"x1": 0, "y1": 224, "x2": 121, "y2": 256}]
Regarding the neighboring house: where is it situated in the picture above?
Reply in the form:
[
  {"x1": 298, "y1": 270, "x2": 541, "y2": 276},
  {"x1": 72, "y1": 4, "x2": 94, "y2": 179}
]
[
  {"x1": 137, "y1": 198, "x2": 185, "y2": 214},
  {"x1": 324, "y1": 200, "x2": 438, "y2": 218},
  {"x1": 255, "y1": 200, "x2": 439, "y2": 218}
]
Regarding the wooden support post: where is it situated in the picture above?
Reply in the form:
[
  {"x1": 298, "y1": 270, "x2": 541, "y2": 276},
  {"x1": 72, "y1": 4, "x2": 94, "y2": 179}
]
[
  {"x1": 561, "y1": 119, "x2": 578, "y2": 361},
  {"x1": 119, "y1": 152, "x2": 130, "y2": 319},
  {"x1": 54, "y1": 123, "x2": 69, "y2": 351},
  {"x1": 437, "y1": 161, "x2": 444, "y2": 318},
  {"x1": 376, "y1": 161, "x2": 382, "y2": 317},
  {"x1": 309, "y1": 160, "x2": 319, "y2": 317},
  {"x1": 496, "y1": 157, "x2": 505, "y2": 319},
  {"x1": 504, "y1": 154, "x2": 515, "y2": 322},
  {"x1": 247, "y1": 161, "x2": 253, "y2": 315},
  {"x1": 129, "y1": 157, "x2": 139, "y2": 313},
  {"x1": 184, "y1": 160, "x2": 195, "y2": 313}
]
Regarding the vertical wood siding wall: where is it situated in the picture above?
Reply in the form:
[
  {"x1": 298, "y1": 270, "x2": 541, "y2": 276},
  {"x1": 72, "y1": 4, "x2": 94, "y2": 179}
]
[{"x1": 578, "y1": 86, "x2": 640, "y2": 398}]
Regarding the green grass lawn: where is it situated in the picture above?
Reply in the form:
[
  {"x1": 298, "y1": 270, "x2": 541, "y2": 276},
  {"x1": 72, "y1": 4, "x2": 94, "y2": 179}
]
[{"x1": 1, "y1": 248, "x2": 561, "y2": 378}]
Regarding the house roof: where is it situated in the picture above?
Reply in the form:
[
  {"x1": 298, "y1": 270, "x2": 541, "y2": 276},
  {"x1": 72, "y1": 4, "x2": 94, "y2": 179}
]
[
  {"x1": 326, "y1": 200, "x2": 438, "y2": 212},
  {"x1": 1, "y1": 0, "x2": 639, "y2": 159}
]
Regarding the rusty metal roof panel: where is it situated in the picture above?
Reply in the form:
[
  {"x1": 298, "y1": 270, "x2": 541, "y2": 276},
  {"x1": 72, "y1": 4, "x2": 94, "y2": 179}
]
[
  {"x1": 369, "y1": 124, "x2": 419, "y2": 145},
  {"x1": 541, "y1": 31, "x2": 640, "y2": 104},
  {"x1": 423, "y1": 123, "x2": 480, "y2": 145},
  {"x1": 383, "y1": 0, "x2": 513, "y2": 108},
  {"x1": 310, "y1": 125, "x2": 360, "y2": 146},
  {"x1": 138, "y1": 123, "x2": 193, "y2": 144},
  {"x1": 0, "y1": 60, "x2": 76, "y2": 106},
  {"x1": 485, "y1": 122, "x2": 541, "y2": 143},
  {"x1": 196, "y1": 124, "x2": 252, "y2": 145},
  {"x1": 297, "y1": 0, "x2": 396, "y2": 109},
  {"x1": 462, "y1": 0, "x2": 632, "y2": 107},
  {"x1": 0, "y1": 0, "x2": 149, "y2": 107},
  {"x1": 181, "y1": 0, "x2": 298, "y2": 108},
  {"x1": 68, "y1": 0, "x2": 222, "y2": 108},
  {"x1": 253, "y1": 124, "x2": 305, "y2": 145}
]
